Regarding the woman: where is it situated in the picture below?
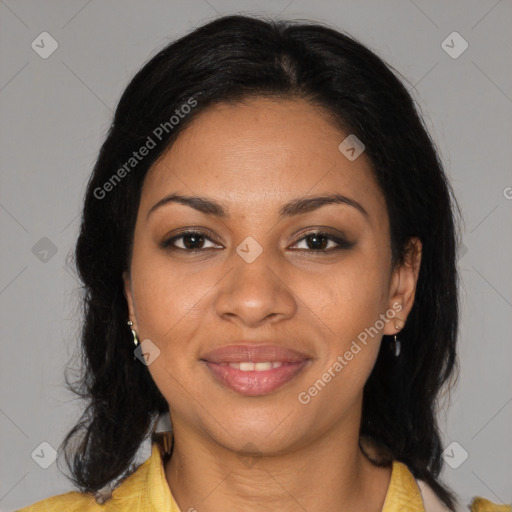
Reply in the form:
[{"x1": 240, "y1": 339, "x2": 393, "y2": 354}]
[{"x1": 17, "y1": 14, "x2": 506, "y2": 512}]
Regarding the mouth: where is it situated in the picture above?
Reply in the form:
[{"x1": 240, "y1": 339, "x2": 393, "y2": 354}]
[{"x1": 200, "y1": 344, "x2": 311, "y2": 396}]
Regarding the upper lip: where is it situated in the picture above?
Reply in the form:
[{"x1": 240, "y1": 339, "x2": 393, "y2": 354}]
[{"x1": 201, "y1": 344, "x2": 310, "y2": 363}]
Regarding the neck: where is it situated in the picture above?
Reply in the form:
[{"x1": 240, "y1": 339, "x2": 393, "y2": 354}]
[{"x1": 164, "y1": 421, "x2": 392, "y2": 512}]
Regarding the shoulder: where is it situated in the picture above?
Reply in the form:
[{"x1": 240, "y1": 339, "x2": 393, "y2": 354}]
[
  {"x1": 16, "y1": 451, "x2": 154, "y2": 512},
  {"x1": 468, "y1": 498, "x2": 512, "y2": 512},
  {"x1": 15, "y1": 491, "x2": 100, "y2": 512},
  {"x1": 416, "y1": 479, "x2": 512, "y2": 512},
  {"x1": 387, "y1": 460, "x2": 455, "y2": 512}
]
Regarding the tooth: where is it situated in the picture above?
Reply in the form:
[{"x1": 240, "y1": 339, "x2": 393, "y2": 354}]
[
  {"x1": 225, "y1": 361, "x2": 284, "y2": 371},
  {"x1": 255, "y1": 362, "x2": 272, "y2": 371}
]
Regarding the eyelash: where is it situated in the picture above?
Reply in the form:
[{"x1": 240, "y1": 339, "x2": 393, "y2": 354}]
[{"x1": 160, "y1": 230, "x2": 354, "y2": 253}]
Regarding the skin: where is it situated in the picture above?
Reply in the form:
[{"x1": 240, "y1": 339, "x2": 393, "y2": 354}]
[{"x1": 123, "y1": 97, "x2": 422, "y2": 512}]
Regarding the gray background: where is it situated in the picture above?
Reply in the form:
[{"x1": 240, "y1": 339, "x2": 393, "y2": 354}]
[{"x1": 1, "y1": 1, "x2": 511, "y2": 510}]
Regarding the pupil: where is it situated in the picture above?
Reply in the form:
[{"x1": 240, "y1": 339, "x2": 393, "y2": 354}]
[
  {"x1": 184, "y1": 234, "x2": 203, "y2": 249},
  {"x1": 308, "y1": 235, "x2": 327, "y2": 250}
]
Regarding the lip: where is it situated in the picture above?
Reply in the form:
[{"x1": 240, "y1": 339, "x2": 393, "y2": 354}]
[
  {"x1": 201, "y1": 344, "x2": 310, "y2": 364},
  {"x1": 201, "y1": 344, "x2": 311, "y2": 396}
]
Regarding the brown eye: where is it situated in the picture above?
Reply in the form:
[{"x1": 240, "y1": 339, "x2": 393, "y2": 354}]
[
  {"x1": 291, "y1": 231, "x2": 354, "y2": 252},
  {"x1": 161, "y1": 230, "x2": 222, "y2": 251}
]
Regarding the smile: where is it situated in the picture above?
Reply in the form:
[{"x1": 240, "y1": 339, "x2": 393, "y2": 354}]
[
  {"x1": 200, "y1": 343, "x2": 312, "y2": 396},
  {"x1": 222, "y1": 361, "x2": 284, "y2": 371}
]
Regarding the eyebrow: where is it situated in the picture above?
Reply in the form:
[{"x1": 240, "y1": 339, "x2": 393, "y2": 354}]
[{"x1": 146, "y1": 192, "x2": 369, "y2": 220}]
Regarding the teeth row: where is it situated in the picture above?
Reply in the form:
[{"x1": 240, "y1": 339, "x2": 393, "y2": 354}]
[{"x1": 225, "y1": 361, "x2": 283, "y2": 371}]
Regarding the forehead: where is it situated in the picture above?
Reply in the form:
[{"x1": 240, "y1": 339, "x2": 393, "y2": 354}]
[{"x1": 141, "y1": 97, "x2": 386, "y2": 221}]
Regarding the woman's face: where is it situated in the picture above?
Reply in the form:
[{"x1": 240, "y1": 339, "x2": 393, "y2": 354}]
[{"x1": 123, "y1": 97, "x2": 421, "y2": 455}]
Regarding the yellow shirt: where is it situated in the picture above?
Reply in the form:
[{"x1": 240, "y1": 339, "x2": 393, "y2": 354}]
[{"x1": 15, "y1": 442, "x2": 507, "y2": 512}]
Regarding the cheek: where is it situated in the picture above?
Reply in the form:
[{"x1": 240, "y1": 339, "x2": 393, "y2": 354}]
[
  {"x1": 296, "y1": 259, "x2": 389, "y2": 399},
  {"x1": 133, "y1": 274, "x2": 209, "y2": 353},
  {"x1": 128, "y1": 247, "x2": 227, "y2": 397},
  {"x1": 299, "y1": 272, "x2": 386, "y2": 413},
  {"x1": 300, "y1": 257, "x2": 389, "y2": 339},
  {"x1": 129, "y1": 242, "x2": 208, "y2": 334},
  {"x1": 129, "y1": 254, "x2": 213, "y2": 403}
]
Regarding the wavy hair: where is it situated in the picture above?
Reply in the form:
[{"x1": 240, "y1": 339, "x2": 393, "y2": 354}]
[{"x1": 59, "y1": 14, "x2": 462, "y2": 510}]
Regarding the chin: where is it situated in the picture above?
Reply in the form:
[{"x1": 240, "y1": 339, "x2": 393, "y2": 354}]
[{"x1": 205, "y1": 414, "x2": 308, "y2": 455}]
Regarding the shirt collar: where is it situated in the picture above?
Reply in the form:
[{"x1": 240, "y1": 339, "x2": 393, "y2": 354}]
[
  {"x1": 147, "y1": 442, "x2": 181, "y2": 511},
  {"x1": 382, "y1": 460, "x2": 426, "y2": 512}
]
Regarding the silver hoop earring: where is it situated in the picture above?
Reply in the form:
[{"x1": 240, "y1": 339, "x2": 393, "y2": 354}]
[{"x1": 127, "y1": 320, "x2": 139, "y2": 347}]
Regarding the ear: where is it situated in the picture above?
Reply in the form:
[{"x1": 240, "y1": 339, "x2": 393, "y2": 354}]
[
  {"x1": 122, "y1": 270, "x2": 137, "y2": 329},
  {"x1": 383, "y1": 237, "x2": 422, "y2": 336}
]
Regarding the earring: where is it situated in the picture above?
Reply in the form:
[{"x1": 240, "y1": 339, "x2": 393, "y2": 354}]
[
  {"x1": 127, "y1": 320, "x2": 139, "y2": 347},
  {"x1": 390, "y1": 320, "x2": 403, "y2": 357},
  {"x1": 390, "y1": 334, "x2": 401, "y2": 357}
]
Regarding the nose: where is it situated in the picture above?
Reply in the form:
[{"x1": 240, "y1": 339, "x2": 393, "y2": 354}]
[{"x1": 214, "y1": 243, "x2": 297, "y2": 328}]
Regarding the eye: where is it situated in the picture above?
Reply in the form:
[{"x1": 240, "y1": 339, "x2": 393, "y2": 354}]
[
  {"x1": 160, "y1": 229, "x2": 353, "y2": 253},
  {"x1": 160, "y1": 230, "x2": 222, "y2": 251},
  {"x1": 291, "y1": 231, "x2": 353, "y2": 252}
]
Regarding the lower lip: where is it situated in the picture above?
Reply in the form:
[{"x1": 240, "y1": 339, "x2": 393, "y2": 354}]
[{"x1": 203, "y1": 361, "x2": 309, "y2": 396}]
